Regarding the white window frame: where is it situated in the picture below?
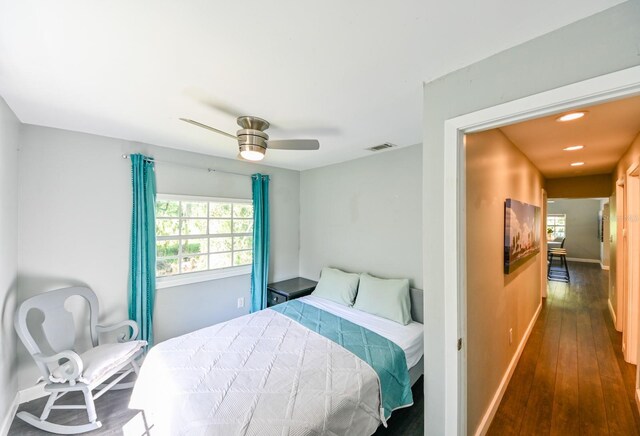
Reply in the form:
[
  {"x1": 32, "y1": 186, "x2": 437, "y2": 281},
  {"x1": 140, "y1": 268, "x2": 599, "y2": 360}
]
[
  {"x1": 155, "y1": 194, "x2": 253, "y2": 289},
  {"x1": 547, "y1": 213, "x2": 566, "y2": 240}
]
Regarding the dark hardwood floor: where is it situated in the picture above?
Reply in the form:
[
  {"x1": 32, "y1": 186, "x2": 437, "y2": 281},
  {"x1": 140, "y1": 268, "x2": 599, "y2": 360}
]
[
  {"x1": 9, "y1": 374, "x2": 423, "y2": 435},
  {"x1": 488, "y1": 262, "x2": 640, "y2": 435}
]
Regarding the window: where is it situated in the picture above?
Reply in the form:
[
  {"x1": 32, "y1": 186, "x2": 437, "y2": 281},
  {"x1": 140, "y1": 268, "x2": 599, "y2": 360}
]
[
  {"x1": 155, "y1": 195, "x2": 253, "y2": 284},
  {"x1": 547, "y1": 214, "x2": 566, "y2": 240}
]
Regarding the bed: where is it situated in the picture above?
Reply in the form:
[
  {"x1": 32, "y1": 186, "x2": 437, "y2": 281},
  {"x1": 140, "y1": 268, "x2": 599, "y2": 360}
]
[{"x1": 129, "y1": 288, "x2": 424, "y2": 436}]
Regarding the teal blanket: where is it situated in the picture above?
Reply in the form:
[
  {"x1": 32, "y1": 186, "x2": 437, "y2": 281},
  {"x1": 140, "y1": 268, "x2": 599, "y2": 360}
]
[{"x1": 271, "y1": 300, "x2": 413, "y2": 421}]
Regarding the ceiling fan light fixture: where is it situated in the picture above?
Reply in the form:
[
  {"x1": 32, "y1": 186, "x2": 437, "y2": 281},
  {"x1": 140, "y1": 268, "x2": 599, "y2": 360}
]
[{"x1": 239, "y1": 144, "x2": 266, "y2": 161}]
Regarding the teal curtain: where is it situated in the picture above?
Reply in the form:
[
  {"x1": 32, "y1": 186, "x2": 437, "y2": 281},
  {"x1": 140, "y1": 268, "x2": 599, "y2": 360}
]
[
  {"x1": 128, "y1": 154, "x2": 157, "y2": 345},
  {"x1": 250, "y1": 174, "x2": 270, "y2": 312}
]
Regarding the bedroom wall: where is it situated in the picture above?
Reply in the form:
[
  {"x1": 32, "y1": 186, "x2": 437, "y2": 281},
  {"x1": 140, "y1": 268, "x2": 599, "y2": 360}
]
[
  {"x1": 299, "y1": 144, "x2": 422, "y2": 289},
  {"x1": 465, "y1": 129, "x2": 543, "y2": 434},
  {"x1": 422, "y1": 2, "x2": 640, "y2": 434},
  {"x1": 0, "y1": 98, "x2": 20, "y2": 430},
  {"x1": 547, "y1": 199, "x2": 602, "y2": 261},
  {"x1": 16, "y1": 124, "x2": 300, "y2": 390}
]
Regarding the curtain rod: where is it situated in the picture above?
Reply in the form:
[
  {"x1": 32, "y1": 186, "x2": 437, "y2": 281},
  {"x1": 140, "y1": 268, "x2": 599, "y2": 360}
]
[{"x1": 121, "y1": 154, "x2": 253, "y2": 178}]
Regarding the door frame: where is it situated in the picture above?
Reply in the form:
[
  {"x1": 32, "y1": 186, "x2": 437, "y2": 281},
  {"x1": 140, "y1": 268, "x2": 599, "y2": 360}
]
[
  {"x1": 442, "y1": 65, "x2": 640, "y2": 434},
  {"x1": 624, "y1": 163, "x2": 640, "y2": 364},
  {"x1": 617, "y1": 178, "x2": 626, "y2": 332},
  {"x1": 541, "y1": 189, "x2": 548, "y2": 299}
]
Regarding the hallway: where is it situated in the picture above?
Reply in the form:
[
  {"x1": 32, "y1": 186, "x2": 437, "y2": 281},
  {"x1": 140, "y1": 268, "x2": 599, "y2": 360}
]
[{"x1": 488, "y1": 262, "x2": 640, "y2": 435}]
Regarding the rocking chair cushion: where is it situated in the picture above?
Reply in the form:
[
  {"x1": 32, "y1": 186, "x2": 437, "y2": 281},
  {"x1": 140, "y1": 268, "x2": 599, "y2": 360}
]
[{"x1": 51, "y1": 340, "x2": 146, "y2": 385}]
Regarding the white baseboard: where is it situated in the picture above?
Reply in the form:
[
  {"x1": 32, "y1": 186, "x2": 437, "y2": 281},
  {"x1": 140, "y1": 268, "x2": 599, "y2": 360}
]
[
  {"x1": 566, "y1": 257, "x2": 601, "y2": 264},
  {"x1": 1, "y1": 383, "x2": 54, "y2": 435},
  {"x1": 474, "y1": 302, "x2": 543, "y2": 436},
  {"x1": 0, "y1": 393, "x2": 19, "y2": 436},
  {"x1": 608, "y1": 299, "x2": 617, "y2": 327},
  {"x1": 18, "y1": 383, "x2": 47, "y2": 404}
]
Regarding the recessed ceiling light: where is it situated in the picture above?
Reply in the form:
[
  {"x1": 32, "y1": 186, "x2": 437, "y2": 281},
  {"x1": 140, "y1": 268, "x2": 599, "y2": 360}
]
[
  {"x1": 570, "y1": 162, "x2": 585, "y2": 167},
  {"x1": 556, "y1": 112, "x2": 586, "y2": 122},
  {"x1": 563, "y1": 145, "x2": 584, "y2": 151}
]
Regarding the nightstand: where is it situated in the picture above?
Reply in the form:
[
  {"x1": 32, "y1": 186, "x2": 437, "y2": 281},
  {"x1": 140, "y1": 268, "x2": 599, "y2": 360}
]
[{"x1": 267, "y1": 277, "x2": 318, "y2": 307}]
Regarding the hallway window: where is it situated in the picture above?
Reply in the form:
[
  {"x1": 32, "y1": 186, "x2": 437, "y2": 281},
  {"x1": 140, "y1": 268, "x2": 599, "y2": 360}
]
[{"x1": 547, "y1": 214, "x2": 566, "y2": 240}]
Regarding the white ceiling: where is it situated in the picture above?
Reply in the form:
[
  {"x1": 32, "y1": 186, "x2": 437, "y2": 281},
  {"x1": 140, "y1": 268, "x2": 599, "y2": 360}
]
[{"x1": 0, "y1": 0, "x2": 624, "y2": 170}]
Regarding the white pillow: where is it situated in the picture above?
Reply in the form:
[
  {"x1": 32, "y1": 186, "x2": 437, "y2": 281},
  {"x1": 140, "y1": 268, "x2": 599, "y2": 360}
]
[
  {"x1": 311, "y1": 267, "x2": 360, "y2": 306},
  {"x1": 353, "y1": 273, "x2": 412, "y2": 325}
]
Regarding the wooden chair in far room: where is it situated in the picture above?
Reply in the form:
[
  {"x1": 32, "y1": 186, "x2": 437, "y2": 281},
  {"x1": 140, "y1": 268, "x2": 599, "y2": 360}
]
[{"x1": 547, "y1": 238, "x2": 570, "y2": 282}]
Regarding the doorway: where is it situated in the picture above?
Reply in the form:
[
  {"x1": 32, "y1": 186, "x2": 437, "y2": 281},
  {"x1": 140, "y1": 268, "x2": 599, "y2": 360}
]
[{"x1": 444, "y1": 65, "x2": 640, "y2": 434}]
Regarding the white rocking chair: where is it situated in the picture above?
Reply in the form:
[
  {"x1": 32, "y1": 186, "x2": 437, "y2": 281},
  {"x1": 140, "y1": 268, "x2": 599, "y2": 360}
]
[{"x1": 14, "y1": 286, "x2": 146, "y2": 434}]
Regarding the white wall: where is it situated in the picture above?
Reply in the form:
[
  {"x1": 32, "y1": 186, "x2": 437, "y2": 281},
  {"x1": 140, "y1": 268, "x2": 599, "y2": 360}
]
[
  {"x1": 16, "y1": 124, "x2": 300, "y2": 389},
  {"x1": 299, "y1": 144, "x2": 422, "y2": 288},
  {"x1": 422, "y1": 2, "x2": 640, "y2": 433},
  {"x1": 548, "y1": 199, "x2": 602, "y2": 261},
  {"x1": 0, "y1": 98, "x2": 20, "y2": 429}
]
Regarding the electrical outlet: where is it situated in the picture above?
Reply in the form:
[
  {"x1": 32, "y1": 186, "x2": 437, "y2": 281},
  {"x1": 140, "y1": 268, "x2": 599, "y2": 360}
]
[
  {"x1": 237, "y1": 297, "x2": 245, "y2": 308},
  {"x1": 509, "y1": 328, "x2": 513, "y2": 345}
]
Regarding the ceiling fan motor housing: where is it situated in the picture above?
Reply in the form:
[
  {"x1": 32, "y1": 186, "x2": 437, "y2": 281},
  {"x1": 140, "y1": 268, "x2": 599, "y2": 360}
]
[
  {"x1": 236, "y1": 116, "x2": 270, "y2": 153},
  {"x1": 237, "y1": 128, "x2": 268, "y2": 153}
]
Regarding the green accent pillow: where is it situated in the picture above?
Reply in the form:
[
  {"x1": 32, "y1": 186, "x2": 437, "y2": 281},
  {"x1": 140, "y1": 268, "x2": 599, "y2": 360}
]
[
  {"x1": 311, "y1": 267, "x2": 360, "y2": 306},
  {"x1": 353, "y1": 273, "x2": 412, "y2": 325}
]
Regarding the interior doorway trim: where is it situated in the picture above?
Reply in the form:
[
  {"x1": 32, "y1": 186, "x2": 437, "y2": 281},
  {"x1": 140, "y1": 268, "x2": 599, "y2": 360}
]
[
  {"x1": 442, "y1": 65, "x2": 640, "y2": 435},
  {"x1": 617, "y1": 177, "x2": 626, "y2": 332},
  {"x1": 624, "y1": 163, "x2": 640, "y2": 364}
]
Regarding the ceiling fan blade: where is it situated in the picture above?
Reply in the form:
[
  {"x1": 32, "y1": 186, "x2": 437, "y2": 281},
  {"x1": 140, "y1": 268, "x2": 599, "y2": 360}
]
[
  {"x1": 268, "y1": 139, "x2": 320, "y2": 150},
  {"x1": 183, "y1": 88, "x2": 246, "y2": 119},
  {"x1": 179, "y1": 118, "x2": 236, "y2": 140}
]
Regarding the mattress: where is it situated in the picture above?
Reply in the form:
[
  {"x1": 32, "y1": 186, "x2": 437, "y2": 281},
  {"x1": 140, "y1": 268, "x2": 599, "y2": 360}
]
[{"x1": 297, "y1": 295, "x2": 424, "y2": 368}]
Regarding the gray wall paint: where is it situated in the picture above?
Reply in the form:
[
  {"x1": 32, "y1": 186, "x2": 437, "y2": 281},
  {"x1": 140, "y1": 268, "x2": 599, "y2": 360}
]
[
  {"x1": 16, "y1": 125, "x2": 300, "y2": 389},
  {"x1": 0, "y1": 98, "x2": 20, "y2": 428},
  {"x1": 423, "y1": 2, "x2": 640, "y2": 434},
  {"x1": 548, "y1": 199, "x2": 602, "y2": 260},
  {"x1": 154, "y1": 274, "x2": 251, "y2": 342},
  {"x1": 299, "y1": 145, "x2": 422, "y2": 288}
]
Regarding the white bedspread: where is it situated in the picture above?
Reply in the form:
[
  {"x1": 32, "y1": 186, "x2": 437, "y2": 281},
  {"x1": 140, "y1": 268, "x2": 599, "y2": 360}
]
[
  {"x1": 129, "y1": 307, "x2": 381, "y2": 436},
  {"x1": 297, "y1": 296, "x2": 424, "y2": 368}
]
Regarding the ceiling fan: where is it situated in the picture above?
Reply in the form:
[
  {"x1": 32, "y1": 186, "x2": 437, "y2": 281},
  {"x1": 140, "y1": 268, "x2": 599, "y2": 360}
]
[{"x1": 180, "y1": 116, "x2": 320, "y2": 162}]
